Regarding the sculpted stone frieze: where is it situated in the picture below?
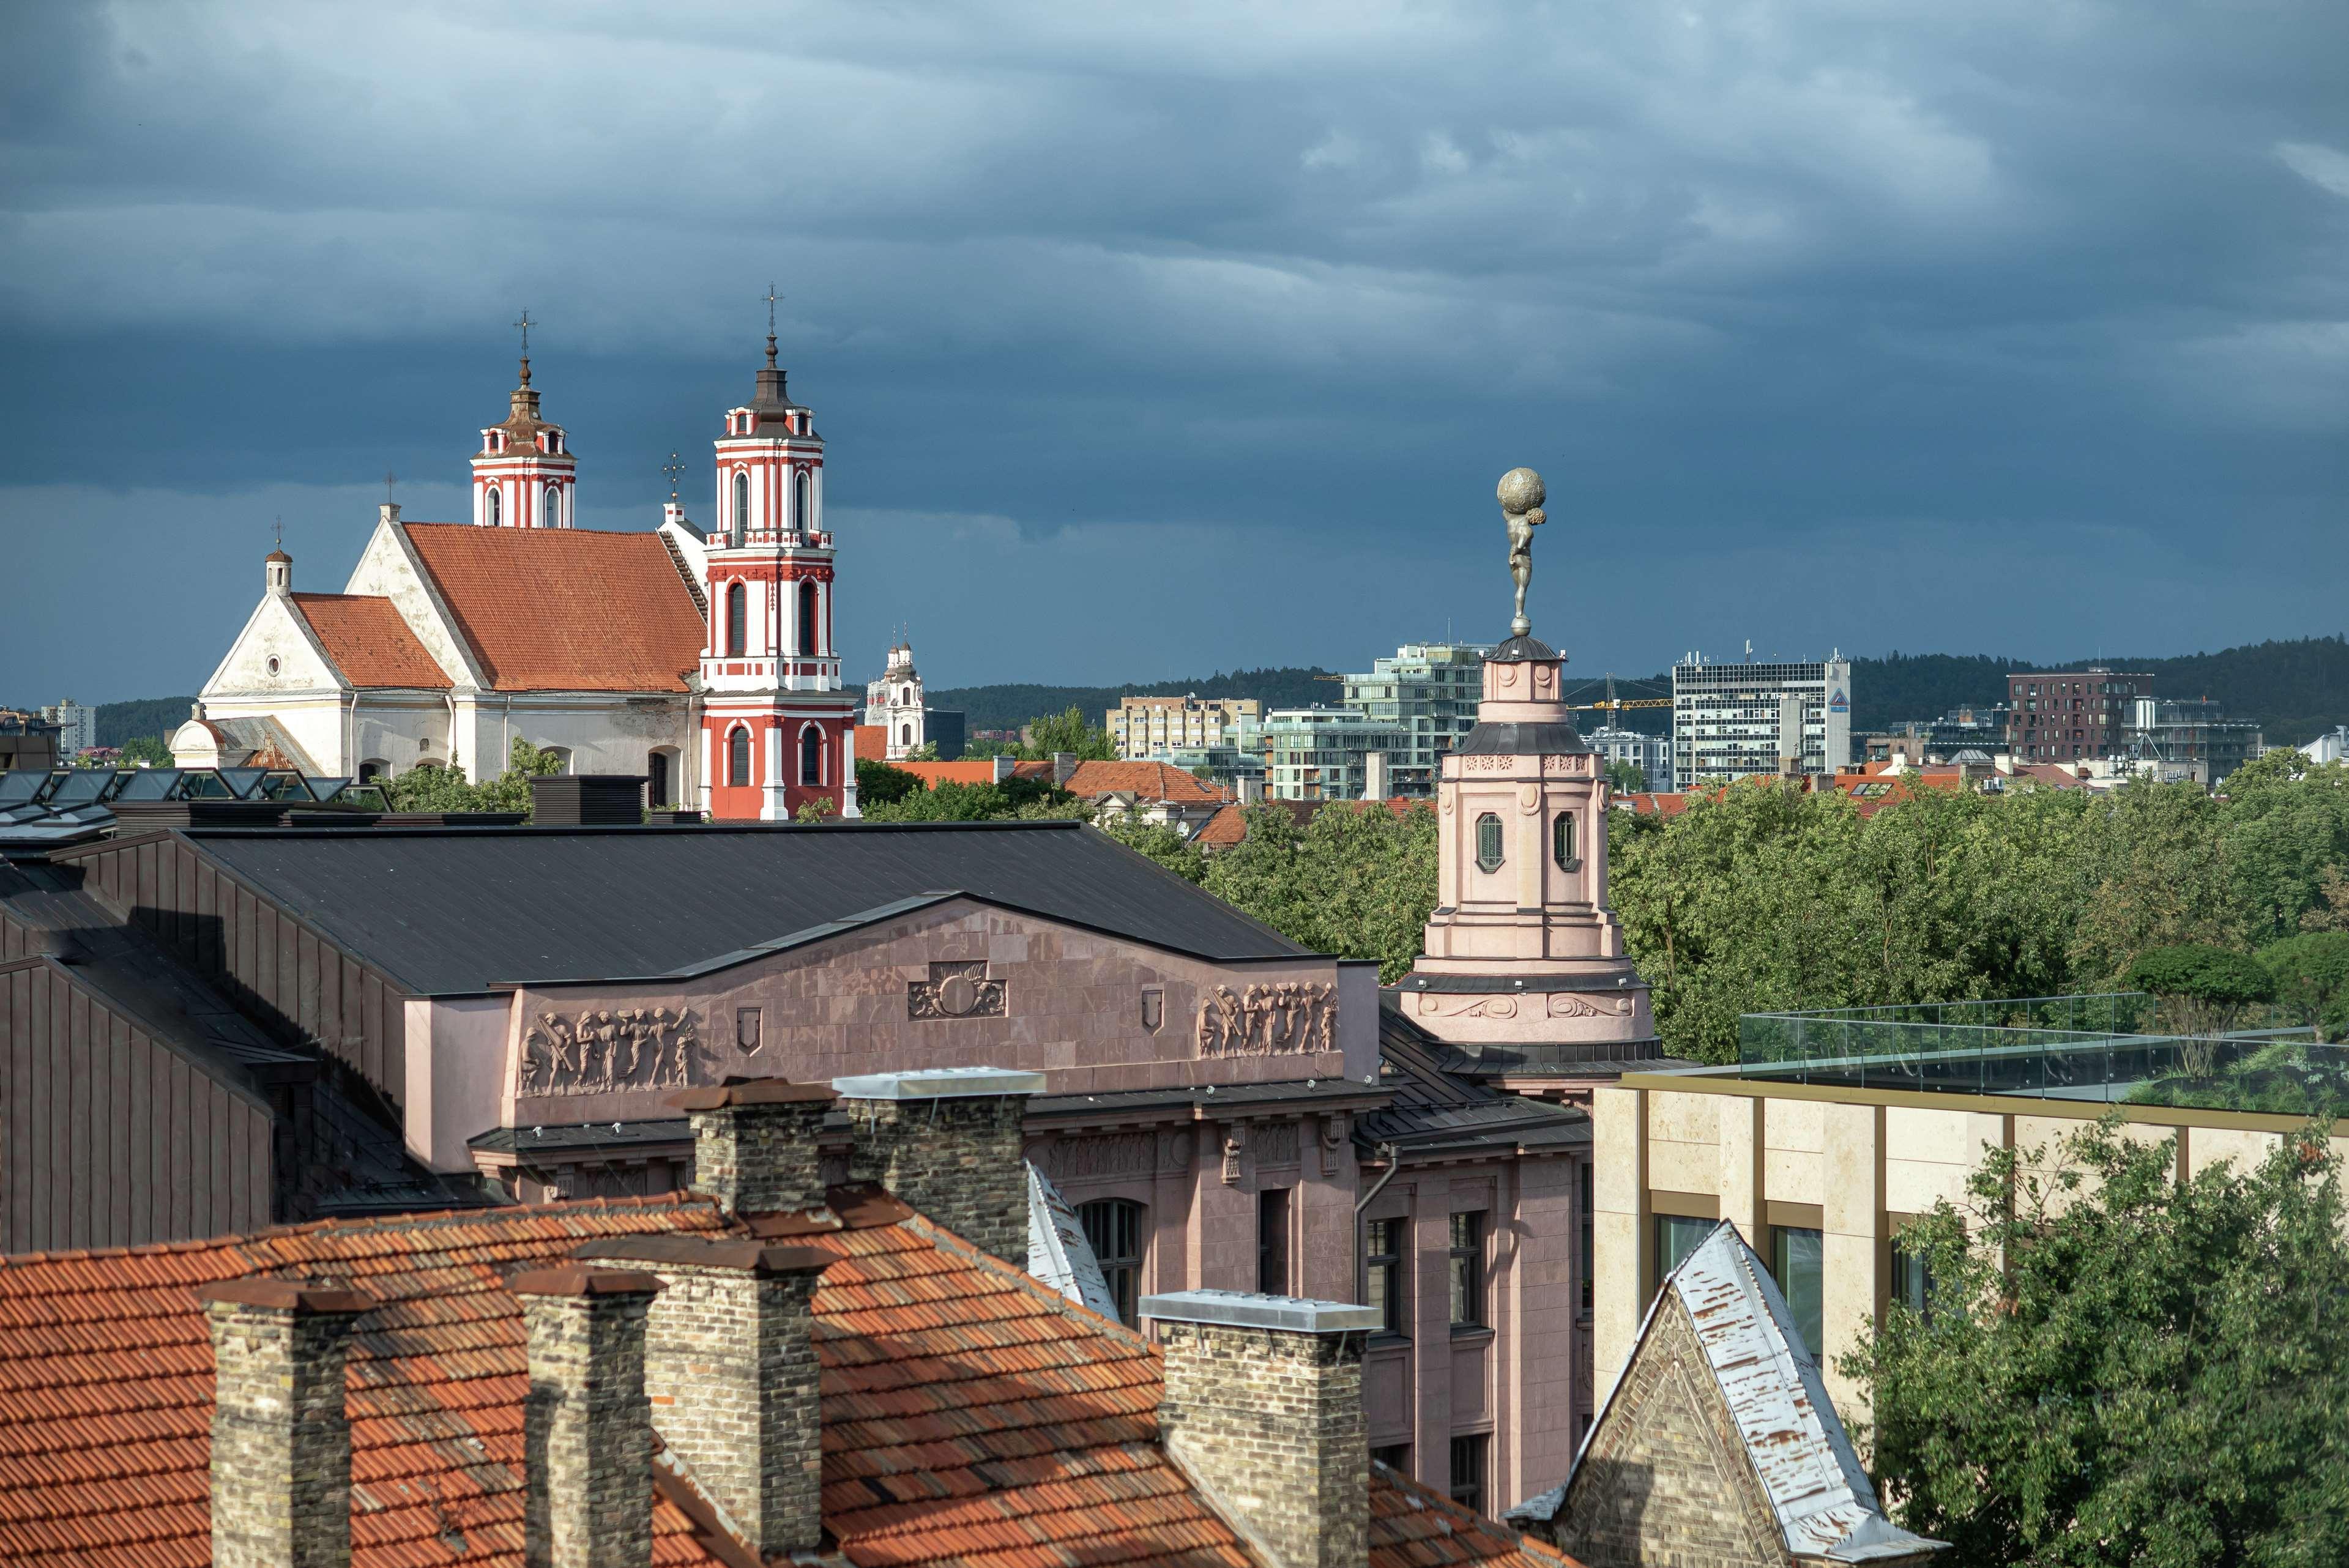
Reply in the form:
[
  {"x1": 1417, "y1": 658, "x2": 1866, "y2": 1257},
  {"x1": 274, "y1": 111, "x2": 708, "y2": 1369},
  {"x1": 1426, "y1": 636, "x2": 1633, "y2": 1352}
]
[
  {"x1": 1044, "y1": 1134, "x2": 1156, "y2": 1182},
  {"x1": 1196, "y1": 981, "x2": 1338, "y2": 1057},
  {"x1": 1550, "y1": 993, "x2": 1636, "y2": 1018},
  {"x1": 521, "y1": 1007, "x2": 701, "y2": 1097},
  {"x1": 1254, "y1": 1123, "x2": 1301, "y2": 1167},
  {"x1": 909, "y1": 960, "x2": 1006, "y2": 1020}
]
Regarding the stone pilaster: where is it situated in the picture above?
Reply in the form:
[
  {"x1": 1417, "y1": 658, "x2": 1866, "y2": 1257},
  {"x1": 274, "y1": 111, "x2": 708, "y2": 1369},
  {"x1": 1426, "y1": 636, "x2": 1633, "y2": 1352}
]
[
  {"x1": 579, "y1": 1235, "x2": 827, "y2": 1554},
  {"x1": 1144, "y1": 1291, "x2": 1380, "y2": 1568},
  {"x1": 673, "y1": 1079, "x2": 837, "y2": 1216},
  {"x1": 199, "y1": 1279, "x2": 376, "y2": 1568},
  {"x1": 833, "y1": 1068, "x2": 1044, "y2": 1263},
  {"x1": 512, "y1": 1265, "x2": 663, "y2": 1568}
]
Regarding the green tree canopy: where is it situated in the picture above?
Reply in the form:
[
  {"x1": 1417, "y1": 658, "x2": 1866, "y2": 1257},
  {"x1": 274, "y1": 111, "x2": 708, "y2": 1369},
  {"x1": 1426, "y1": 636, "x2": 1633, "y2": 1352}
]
[
  {"x1": 2257, "y1": 931, "x2": 2349, "y2": 1033},
  {"x1": 854, "y1": 757, "x2": 924, "y2": 808},
  {"x1": 1849, "y1": 1117, "x2": 2349, "y2": 1567},
  {"x1": 2124, "y1": 943, "x2": 2275, "y2": 1037},
  {"x1": 1200, "y1": 802, "x2": 1437, "y2": 981},
  {"x1": 1603, "y1": 758, "x2": 1647, "y2": 794},
  {"x1": 384, "y1": 737, "x2": 563, "y2": 816}
]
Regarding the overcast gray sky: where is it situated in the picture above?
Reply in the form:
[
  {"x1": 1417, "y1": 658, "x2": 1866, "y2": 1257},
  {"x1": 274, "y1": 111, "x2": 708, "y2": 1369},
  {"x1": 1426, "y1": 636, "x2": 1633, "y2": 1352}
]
[{"x1": 3, "y1": 1, "x2": 2343, "y2": 704}]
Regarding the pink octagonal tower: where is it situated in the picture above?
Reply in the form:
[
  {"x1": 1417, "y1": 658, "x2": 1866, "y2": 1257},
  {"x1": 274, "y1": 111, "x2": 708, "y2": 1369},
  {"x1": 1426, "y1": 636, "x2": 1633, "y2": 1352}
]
[{"x1": 1396, "y1": 473, "x2": 1658, "y2": 1082}]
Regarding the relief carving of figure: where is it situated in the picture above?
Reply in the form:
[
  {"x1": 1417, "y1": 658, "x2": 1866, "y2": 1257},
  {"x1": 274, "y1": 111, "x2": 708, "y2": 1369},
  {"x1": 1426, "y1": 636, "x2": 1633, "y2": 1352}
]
[
  {"x1": 1221, "y1": 1130, "x2": 1245, "y2": 1184},
  {"x1": 518, "y1": 1005, "x2": 699, "y2": 1097},
  {"x1": 1315, "y1": 983, "x2": 1338, "y2": 1050},
  {"x1": 1194, "y1": 979, "x2": 1338, "y2": 1059},
  {"x1": 1241, "y1": 984, "x2": 1272, "y2": 1052}
]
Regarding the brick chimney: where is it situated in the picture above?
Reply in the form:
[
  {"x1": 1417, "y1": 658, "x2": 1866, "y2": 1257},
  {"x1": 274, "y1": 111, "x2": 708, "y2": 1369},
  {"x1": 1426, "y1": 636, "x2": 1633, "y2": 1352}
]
[
  {"x1": 198, "y1": 1279, "x2": 377, "y2": 1568},
  {"x1": 1142, "y1": 1289, "x2": 1380, "y2": 1568},
  {"x1": 673, "y1": 1078, "x2": 838, "y2": 1217},
  {"x1": 577, "y1": 1235, "x2": 828, "y2": 1556},
  {"x1": 511, "y1": 1265, "x2": 664, "y2": 1568},
  {"x1": 832, "y1": 1066, "x2": 1044, "y2": 1261}
]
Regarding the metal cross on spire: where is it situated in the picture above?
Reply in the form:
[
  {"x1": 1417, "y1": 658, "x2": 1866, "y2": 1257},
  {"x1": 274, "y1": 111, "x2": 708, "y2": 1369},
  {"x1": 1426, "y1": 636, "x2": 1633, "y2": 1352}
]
[
  {"x1": 274, "y1": 515, "x2": 283, "y2": 549},
  {"x1": 764, "y1": 283, "x2": 781, "y2": 336},
  {"x1": 384, "y1": 470, "x2": 397, "y2": 505},
  {"x1": 662, "y1": 451, "x2": 685, "y2": 500},
  {"x1": 513, "y1": 308, "x2": 534, "y2": 358}
]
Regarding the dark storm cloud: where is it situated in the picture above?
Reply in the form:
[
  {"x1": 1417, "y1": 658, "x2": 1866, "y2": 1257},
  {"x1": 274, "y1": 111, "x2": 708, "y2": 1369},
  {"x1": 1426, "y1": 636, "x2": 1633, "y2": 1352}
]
[{"x1": 1, "y1": 1, "x2": 2343, "y2": 701}]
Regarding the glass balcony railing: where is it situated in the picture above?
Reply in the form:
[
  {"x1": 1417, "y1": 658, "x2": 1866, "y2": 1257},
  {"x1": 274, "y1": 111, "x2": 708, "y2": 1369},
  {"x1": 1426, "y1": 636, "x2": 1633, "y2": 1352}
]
[{"x1": 1715, "y1": 994, "x2": 2340, "y2": 1115}]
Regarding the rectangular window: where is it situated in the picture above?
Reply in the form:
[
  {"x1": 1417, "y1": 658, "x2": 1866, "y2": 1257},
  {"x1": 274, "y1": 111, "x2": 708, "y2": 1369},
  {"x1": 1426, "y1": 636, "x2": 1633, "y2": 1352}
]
[
  {"x1": 1890, "y1": 1240, "x2": 1935, "y2": 1323},
  {"x1": 1579, "y1": 1162, "x2": 1595, "y2": 1315},
  {"x1": 1655, "y1": 1214, "x2": 1711, "y2": 1295},
  {"x1": 1448, "y1": 1435, "x2": 1487, "y2": 1512},
  {"x1": 1364, "y1": 1217, "x2": 1407, "y2": 1336},
  {"x1": 1771, "y1": 1225, "x2": 1825, "y2": 1358},
  {"x1": 1448, "y1": 1212, "x2": 1485, "y2": 1328},
  {"x1": 1372, "y1": 1443, "x2": 1412, "y2": 1476},
  {"x1": 1258, "y1": 1187, "x2": 1292, "y2": 1296}
]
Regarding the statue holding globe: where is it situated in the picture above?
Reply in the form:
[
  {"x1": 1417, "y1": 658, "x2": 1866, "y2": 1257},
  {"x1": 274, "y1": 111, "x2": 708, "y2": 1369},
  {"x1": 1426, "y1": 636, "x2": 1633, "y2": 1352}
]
[{"x1": 1497, "y1": 466, "x2": 1546, "y2": 637}]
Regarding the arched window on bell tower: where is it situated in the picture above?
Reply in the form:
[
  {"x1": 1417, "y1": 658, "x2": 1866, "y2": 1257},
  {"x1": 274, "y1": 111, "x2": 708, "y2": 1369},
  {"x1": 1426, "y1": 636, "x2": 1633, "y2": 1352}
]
[
  {"x1": 728, "y1": 725, "x2": 752, "y2": 787},
  {"x1": 726, "y1": 582, "x2": 747, "y2": 657},
  {"x1": 797, "y1": 580, "x2": 819, "y2": 656},
  {"x1": 486, "y1": 487, "x2": 501, "y2": 527},
  {"x1": 800, "y1": 724, "x2": 824, "y2": 786},
  {"x1": 731, "y1": 471, "x2": 749, "y2": 546},
  {"x1": 795, "y1": 469, "x2": 811, "y2": 535}
]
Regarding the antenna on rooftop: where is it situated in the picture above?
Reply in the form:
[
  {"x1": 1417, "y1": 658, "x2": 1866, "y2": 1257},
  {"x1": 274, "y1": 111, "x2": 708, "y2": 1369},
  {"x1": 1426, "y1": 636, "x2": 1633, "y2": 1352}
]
[{"x1": 384, "y1": 470, "x2": 396, "y2": 505}]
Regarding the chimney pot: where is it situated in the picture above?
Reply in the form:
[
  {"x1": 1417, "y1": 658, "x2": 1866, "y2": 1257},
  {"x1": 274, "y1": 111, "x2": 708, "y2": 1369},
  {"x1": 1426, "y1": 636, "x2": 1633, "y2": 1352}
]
[
  {"x1": 1143, "y1": 1289, "x2": 1374, "y2": 1568},
  {"x1": 833, "y1": 1068, "x2": 1043, "y2": 1262},
  {"x1": 199, "y1": 1279, "x2": 376, "y2": 1568},
  {"x1": 671, "y1": 1076, "x2": 836, "y2": 1217},
  {"x1": 577, "y1": 1235, "x2": 828, "y2": 1553},
  {"x1": 513, "y1": 1266, "x2": 663, "y2": 1568}
]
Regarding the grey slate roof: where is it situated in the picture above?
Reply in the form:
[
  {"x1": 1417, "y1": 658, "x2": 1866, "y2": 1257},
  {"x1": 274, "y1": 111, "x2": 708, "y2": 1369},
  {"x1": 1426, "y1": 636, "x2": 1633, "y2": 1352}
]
[
  {"x1": 180, "y1": 820, "x2": 1311, "y2": 996},
  {"x1": 1362, "y1": 1003, "x2": 1590, "y2": 1156}
]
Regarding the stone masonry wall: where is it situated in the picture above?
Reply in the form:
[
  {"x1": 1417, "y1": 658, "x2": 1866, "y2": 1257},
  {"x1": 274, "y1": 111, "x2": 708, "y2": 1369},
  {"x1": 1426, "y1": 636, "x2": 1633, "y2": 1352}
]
[
  {"x1": 841, "y1": 1094, "x2": 1027, "y2": 1261},
  {"x1": 206, "y1": 1298, "x2": 365, "y2": 1568},
  {"x1": 688, "y1": 1097, "x2": 830, "y2": 1215},
  {"x1": 641, "y1": 1261, "x2": 822, "y2": 1553},
  {"x1": 1547, "y1": 1298, "x2": 1781, "y2": 1568},
  {"x1": 1158, "y1": 1320, "x2": 1369, "y2": 1568},
  {"x1": 522, "y1": 1289, "x2": 657, "y2": 1568}
]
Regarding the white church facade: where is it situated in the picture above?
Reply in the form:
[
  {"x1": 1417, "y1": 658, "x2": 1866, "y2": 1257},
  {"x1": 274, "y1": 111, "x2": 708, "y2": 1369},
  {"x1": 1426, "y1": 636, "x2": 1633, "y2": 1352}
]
[{"x1": 176, "y1": 333, "x2": 860, "y2": 820}]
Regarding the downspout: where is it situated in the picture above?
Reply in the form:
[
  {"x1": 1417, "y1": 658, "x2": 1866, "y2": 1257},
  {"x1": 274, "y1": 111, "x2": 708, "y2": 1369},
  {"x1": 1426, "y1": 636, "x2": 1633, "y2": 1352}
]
[
  {"x1": 444, "y1": 692, "x2": 460, "y2": 775},
  {"x1": 1353, "y1": 1142, "x2": 1402, "y2": 1213},
  {"x1": 344, "y1": 687, "x2": 359, "y2": 775}
]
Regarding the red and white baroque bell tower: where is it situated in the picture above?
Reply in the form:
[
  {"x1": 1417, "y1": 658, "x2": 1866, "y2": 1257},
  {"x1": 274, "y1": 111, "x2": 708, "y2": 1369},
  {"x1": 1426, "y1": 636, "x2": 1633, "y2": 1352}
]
[{"x1": 698, "y1": 331, "x2": 858, "y2": 821}]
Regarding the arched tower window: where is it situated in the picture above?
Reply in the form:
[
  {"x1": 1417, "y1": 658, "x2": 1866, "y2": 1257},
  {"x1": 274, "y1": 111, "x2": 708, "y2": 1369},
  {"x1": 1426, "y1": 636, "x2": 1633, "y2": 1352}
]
[
  {"x1": 726, "y1": 582, "x2": 747, "y2": 657},
  {"x1": 1553, "y1": 812, "x2": 1577, "y2": 869},
  {"x1": 799, "y1": 725, "x2": 824, "y2": 786},
  {"x1": 797, "y1": 580, "x2": 819, "y2": 656},
  {"x1": 1475, "y1": 812, "x2": 1504, "y2": 873},
  {"x1": 728, "y1": 726, "x2": 751, "y2": 787},
  {"x1": 486, "y1": 487, "x2": 501, "y2": 526},
  {"x1": 544, "y1": 481, "x2": 560, "y2": 527},
  {"x1": 732, "y1": 471, "x2": 749, "y2": 546},
  {"x1": 795, "y1": 469, "x2": 811, "y2": 533}
]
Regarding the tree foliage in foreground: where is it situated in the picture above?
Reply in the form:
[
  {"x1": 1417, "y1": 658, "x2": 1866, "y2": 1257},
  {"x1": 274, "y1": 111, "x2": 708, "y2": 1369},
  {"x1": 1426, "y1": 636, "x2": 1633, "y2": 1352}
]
[
  {"x1": 1199, "y1": 803, "x2": 1437, "y2": 981},
  {"x1": 385, "y1": 737, "x2": 563, "y2": 816},
  {"x1": 1848, "y1": 1117, "x2": 2349, "y2": 1568}
]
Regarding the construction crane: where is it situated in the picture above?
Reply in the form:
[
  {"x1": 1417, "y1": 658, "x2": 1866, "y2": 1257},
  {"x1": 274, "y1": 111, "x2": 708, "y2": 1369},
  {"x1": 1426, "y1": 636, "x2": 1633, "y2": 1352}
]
[{"x1": 1565, "y1": 672, "x2": 1671, "y2": 721}]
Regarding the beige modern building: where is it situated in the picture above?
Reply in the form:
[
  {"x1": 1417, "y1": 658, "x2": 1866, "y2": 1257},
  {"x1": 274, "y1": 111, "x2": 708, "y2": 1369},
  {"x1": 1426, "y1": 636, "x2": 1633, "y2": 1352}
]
[
  {"x1": 1108, "y1": 694, "x2": 1261, "y2": 759},
  {"x1": 1592, "y1": 999, "x2": 2343, "y2": 1424}
]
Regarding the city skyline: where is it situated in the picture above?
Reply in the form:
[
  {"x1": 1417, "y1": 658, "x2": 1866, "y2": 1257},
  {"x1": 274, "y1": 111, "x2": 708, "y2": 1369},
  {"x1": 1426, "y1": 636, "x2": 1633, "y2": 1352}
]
[{"x1": 3, "y1": 2, "x2": 2344, "y2": 703}]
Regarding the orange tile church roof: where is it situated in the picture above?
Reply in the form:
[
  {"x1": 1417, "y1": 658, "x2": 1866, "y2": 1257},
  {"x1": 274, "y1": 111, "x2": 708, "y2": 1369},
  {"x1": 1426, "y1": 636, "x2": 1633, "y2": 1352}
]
[
  {"x1": 400, "y1": 523, "x2": 705, "y2": 693},
  {"x1": 1060, "y1": 762, "x2": 1230, "y2": 804},
  {"x1": 289, "y1": 593, "x2": 452, "y2": 689},
  {"x1": 0, "y1": 1186, "x2": 1563, "y2": 1568}
]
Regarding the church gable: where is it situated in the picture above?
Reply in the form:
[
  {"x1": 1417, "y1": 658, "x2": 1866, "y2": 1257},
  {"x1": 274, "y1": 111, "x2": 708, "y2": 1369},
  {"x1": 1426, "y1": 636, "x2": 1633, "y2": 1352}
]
[
  {"x1": 344, "y1": 511, "x2": 488, "y2": 689},
  {"x1": 200, "y1": 589, "x2": 346, "y2": 699}
]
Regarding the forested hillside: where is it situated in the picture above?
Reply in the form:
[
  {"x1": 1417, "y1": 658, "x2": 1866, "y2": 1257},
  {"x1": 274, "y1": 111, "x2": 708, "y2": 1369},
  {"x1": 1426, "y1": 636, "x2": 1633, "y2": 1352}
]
[
  {"x1": 928, "y1": 667, "x2": 1339, "y2": 731},
  {"x1": 94, "y1": 697, "x2": 198, "y2": 749}
]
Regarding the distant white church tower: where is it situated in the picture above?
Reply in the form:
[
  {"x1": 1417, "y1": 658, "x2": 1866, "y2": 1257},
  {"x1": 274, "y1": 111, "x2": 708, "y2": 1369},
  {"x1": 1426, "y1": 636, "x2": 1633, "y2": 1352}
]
[
  {"x1": 865, "y1": 641, "x2": 929, "y2": 759},
  {"x1": 471, "y1": 313, "x2": 576, "y2": 529}
]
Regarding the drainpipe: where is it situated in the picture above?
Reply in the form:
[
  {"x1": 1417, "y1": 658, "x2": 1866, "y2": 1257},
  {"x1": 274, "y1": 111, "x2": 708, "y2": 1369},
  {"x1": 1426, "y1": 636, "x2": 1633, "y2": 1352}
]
[
  {"x1": 1353, "y1": 1142, "x2": 1402, "y2": 1213},
  {"x1": 343, "y1": 688, "x2": 359, "y2": 775},
  {"x1": 444, "y1": 693, "x2": 460, "y2": 775}
]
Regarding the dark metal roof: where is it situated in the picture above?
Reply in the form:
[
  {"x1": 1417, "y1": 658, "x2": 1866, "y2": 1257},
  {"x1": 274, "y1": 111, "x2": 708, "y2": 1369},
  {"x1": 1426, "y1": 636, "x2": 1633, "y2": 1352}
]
[
  {"x1": 1027, "y1": 1077, "x2": 1388, "y2": 1124},
  {"x1": 1454, "y1": 721, "x2": 1590, "y2": 756},
  {"x1": 1362, "y1": 1003, "x2": 1590, "y2": 1156},
  {"x1": 177, "y1": 820, "x2": 1312, "y2": 996},
  {"x1": 1487, "y1": 633, "x2": 1558, "y2": 664}
]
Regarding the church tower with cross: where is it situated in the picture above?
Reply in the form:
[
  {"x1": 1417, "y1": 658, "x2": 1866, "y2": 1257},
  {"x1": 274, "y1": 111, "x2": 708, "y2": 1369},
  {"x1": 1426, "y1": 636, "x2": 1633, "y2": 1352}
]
[
  {"x1": 692, "y1": 290, "x2": 858, "y2": 820},
  {"x1": 471, "y1": 310, "x2": 578, "y2": 528}
]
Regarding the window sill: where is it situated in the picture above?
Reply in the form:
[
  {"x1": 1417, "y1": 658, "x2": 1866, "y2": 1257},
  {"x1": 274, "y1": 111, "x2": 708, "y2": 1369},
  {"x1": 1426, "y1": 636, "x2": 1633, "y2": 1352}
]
[
  {"x1": 1448, "y1": 1323, "x2": 1494, "y2": 1343},
  {"x1": 1366, "y1": 1331, "x2": 1412, "y2": 1350}
]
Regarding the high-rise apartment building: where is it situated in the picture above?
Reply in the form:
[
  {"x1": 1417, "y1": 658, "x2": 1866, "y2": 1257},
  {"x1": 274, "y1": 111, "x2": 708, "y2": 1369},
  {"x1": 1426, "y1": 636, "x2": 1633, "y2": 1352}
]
[
  {"x1": 1585, "y1": 724, "x2": 1672, "y2": 793},
  {"x1": 1262, "y1": 707, "x2": 1413, "y2": 800},
  {"x1": 1109, "y1": 695, "x2": 1261, "y2": 760},
  {"x1": 1671, "y1": 656, "x2": 1852, "y2": 783},
  {"x1": 1340, "y1": 642, "x2": 1491, "y2": 786},
  {"x1": 39, "y1": 699, "x2": 95, "y2": 757},
  {"x1": 2005, "y1": 669, "x2": 2151, "y2": 762}
]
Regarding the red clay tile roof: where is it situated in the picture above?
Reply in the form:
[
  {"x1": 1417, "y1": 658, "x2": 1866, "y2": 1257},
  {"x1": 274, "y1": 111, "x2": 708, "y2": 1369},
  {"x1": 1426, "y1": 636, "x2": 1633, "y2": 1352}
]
[
  {"x1": 399, "y1": 523, "x2": 705, "y2": 693},
  {"x1": 852, "y1": 724, "x2": 889, "y2": 763},
  {"x1": 289, "y1": 593, "x2": 452, "y2": 689},
  {"x1": 1060, "y1": 762, "x2": 1230, "y2": 804},
  {"x1": 0, "y1": 1187, "x2": 1563, "y2": 1568},
  {"x1": 888, "y1": 760, "x2": 1055, "y2": 789},
  {"x1": 1196, "y1": 803, "x2": 1248, "y2": 849}
]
